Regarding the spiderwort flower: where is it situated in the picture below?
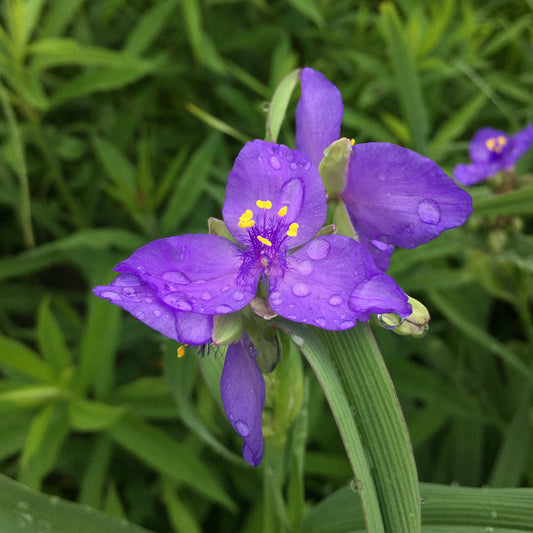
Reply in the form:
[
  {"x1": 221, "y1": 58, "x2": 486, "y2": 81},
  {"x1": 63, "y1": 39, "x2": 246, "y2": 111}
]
[
  {"x1": 295, "y1": 67, "x2": 473, "y2": 271},
  {"x1": 93, "y1": 139, "x2": 412, "y2": 465},
  {"x1": 454, "y1": 124, "x2": 533, "y2": 186}
]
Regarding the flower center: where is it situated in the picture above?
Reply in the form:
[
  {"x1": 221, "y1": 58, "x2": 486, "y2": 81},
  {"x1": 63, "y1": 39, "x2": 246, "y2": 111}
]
[
  {"x1": 485, "y1": 135, "x2": 507, "y2": 154},
  {"x1": 237, "y1": 198, "x2": 300, "y2": 280}
]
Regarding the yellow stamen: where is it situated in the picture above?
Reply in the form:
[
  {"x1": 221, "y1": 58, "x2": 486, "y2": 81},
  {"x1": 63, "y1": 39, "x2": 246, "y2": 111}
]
[
  {"x1": 277, "y1": 206, "x2": 287, "y2": 217},
  {"x1": 238, "y1": 219, "x2": 255, "y2": 228},
  {"x1": 256, "y1": 200, "x2": 272, "y2": 209},
  {"x1": 238, "y1": 209, "x2": 255, "y2": 228},
  {"x1": 485, "y1": 136, "x2": 508, "y2": 153},
  {"x1": 257, "y1": 235, "x2": 272, "y2": 246},
  {"x1": 350, "y1": 138, "x2": 356, "y2": 146},
  {"x1": 286, "y1": 223, "x2": 299, "y2": 237},
  {"x1": 177, "y1": 344, "x2": 188, "y2": 358}
]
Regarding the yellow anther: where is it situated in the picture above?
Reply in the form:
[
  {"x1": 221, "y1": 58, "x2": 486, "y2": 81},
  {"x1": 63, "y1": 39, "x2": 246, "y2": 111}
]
[
  {"x1": 240, "y1": 209, "x2": 253, "y2": 221},
  {"x1": 286, "y1": 223, "x2": 299, "y2": 237},
  {"x1": 177, "y1": 344, "x2": 188, "y2": 358},
  {"x1": 257, "y1": 235, "x2": 272, "y2": 247},
  {"x1": 238, "y1": 219, "x2": 255, "y2": 228},
  {"x1": 256, "y1": 200, "x2": 272, "y2": 209},
  {"x1": 485, "y1": 136, "x2": 508, "y2": 153},
  {"x1": 350, "y1": 138, "x2": 356, "y2": 146},
  {"x1": 238, "y1": 209, "x2": 255, "y2": 228},
  {"x1": 277, "y1": 206, "x2": 288, "y2": 217}
]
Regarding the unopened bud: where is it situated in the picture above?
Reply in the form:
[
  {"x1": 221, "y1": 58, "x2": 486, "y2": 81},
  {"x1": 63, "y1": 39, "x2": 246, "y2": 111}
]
[
  {"x1": 318, "y1": 138, "x2": 352, "y2": 195},
  {"x1": 378, "y1": 296, "x2": 430, "y2": 338}
]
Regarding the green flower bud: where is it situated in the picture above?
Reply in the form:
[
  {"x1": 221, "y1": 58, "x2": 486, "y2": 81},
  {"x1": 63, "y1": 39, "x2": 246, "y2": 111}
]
[
  {"x1": 318, "y1": 138, "x2": 352, "y2": 195},
  {"x1": 378, "y1": 296, "x2": 430, "y2": 338}
]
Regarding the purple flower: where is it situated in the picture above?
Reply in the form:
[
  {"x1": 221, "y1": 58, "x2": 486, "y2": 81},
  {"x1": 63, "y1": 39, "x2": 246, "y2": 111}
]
[
  {"x1": 93, "y1": 139, "x2": 412, "y2": 465},
  {"x1": 296, "y1": 67, "x2": 473, "y2": 271},
  {"x1": 454, "y1": 125, "x2": 533, "y2": 186}
]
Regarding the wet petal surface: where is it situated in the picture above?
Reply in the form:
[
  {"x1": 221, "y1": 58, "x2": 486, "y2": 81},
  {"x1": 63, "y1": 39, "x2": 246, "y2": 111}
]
[
  {"x1": 268, "y1": 235, "x2": 410, "y2": 329},
  {"x1": 341, "y1": 143, "x2": 472, "y2": 249},
  {"x1": 93, "y1": 273, "x2": 213, "y2": 344},
  {"x1": 115, "y1": 234, "x2": 259, "y2": 315},
  {"x1": 220, "y1": 335, "x2": 265, "y2": 466},
  {"x1": 295, "y1": 67, "x2": 344, "y2": 168},
  {"x1": 223, "y1": 140, "x2": 327, "y2": 249}
]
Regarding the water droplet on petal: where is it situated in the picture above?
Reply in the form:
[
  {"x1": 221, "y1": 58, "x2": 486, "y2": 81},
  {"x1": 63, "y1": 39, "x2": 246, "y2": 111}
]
[
  {"x1": 135, "y1": 311, "x2": 146, "y2": 320},
  {"x1": 328, "y1": 294, "x2": 343, "y2": 306},
  {"x1": 201, "y1": 291, "x2": 212, "y2": 301},
  {"x1": 340, "y1": 320, "x2": 355, "y2": 329},
  {"x1": 307, "y1": 238, "x2": 330, "y2": 260},
  {"x1": 270, "y1": 155, "x2": 281, "y2": 170},
  {"x1": 162, "y1": 271, "x2": 190, "y2": 284},
  {"x1": 215, "y1": 304, "x2": 232, "y2": 313},
  {"x1": 153, "y1": 309, "x2": 162, "y2": 317},
  {"x1": 101, "y1": 291, "x2": 120, "y2": 301},
  {"x1": 270, "y1": 290, "x2": 281, "y2": 300},
  {"x1": 280, "y1": 179, "x2": 304, "y2": 216},
  {"x1": 144, "y1": 297, "x2": 153, "y2": 303},
  {"x1": 222, "y1": 285, "x2": 230, "y2": 292},
  {"x1": 137, "y1": 266, "x2": 146, "y2": 273},
  {"x1": 315, "y1": 316, "x2": 327, "y2": 327},
  {"x1": 292, "y1": 282, "x2": 310, "y2": 297},
  {"x1": 163, "y1": 293, "x2": 193, "y2": 311},
  {"x1": 297, "y1": 260, "x2": 313, "y2": 275},
  {"x1": 417, "y1": 199, "x2": 441, "y2": 224},
  {"x1": 113, "y1": 274, "x2": 141, "y2": 286},
  {"x1": 232, "y1": 290, "x2": 244, "y2": 301},
  {"x1": 304, "y1": 161, "x2": 311, "y2": 170},
  {"x1": 290, "y1": 162, "x2": 297, "y2": 170},
  {"x1": 235, "y1": 420, "x2": 250, "y2": 436}
]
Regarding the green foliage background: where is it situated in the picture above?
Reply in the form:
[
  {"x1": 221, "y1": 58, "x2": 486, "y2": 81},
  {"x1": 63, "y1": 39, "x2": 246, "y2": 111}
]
[{"x1": 0, "y1": 0, "x2": 532, "y2": 531}]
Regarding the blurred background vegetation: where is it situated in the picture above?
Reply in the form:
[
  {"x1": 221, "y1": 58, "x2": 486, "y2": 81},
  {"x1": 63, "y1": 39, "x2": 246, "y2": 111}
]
[{"x1": 0, "y1": 0, "x2": 532, "y2": 532}]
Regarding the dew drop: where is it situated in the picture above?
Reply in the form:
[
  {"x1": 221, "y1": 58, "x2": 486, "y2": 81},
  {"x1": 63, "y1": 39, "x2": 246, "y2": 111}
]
[
  {"x1": 235, "y1": 420, "x2": 250, "y2": 437},
  {"x1": 144, "y1": 297, "x2": 153, "y2": 303},
  {"x1": 270, "y1": 155, "x2": 281, "y2": 170},
  {"x1": 490, "y1": 510, "x2": 498, "y2": 519},
  {"x1": 297, "y1": 260, "x2": 313, "y2": 275},
  {"x1": 328, "y1": 294, "x2": 343, "y2": 306},
  {"x1": 222, "y1": 285, "x2": 230, "y2": 292},
  {"x1": 417, "y1": 199, "x2": 441, "y2": 224},
  {"x1": 113, "y1": 274, "x2": 141, "y2": 286},
  {"x1": 232, "y1": 290, "x2": 244, "y2": 301},
  {"x1": 280, "y1": 179, "x2": 304, "y2": 214},
  {"x1": 137, "y1": 266, "x2": 146, "y2": 273},
  {"x1": 215, "y1": 304, "x2": 232, "y2": 313},
  {"x1": 153, "y1": 309, "x2": 162, "y2": 317},
  {"x1": 201, "y1": 291, "x2": 213, "y2": 301},
  {"x1": 287, "y1": 314, "x2": 297, "y2": 320},
  {"x1": 135, "y1": 311, "x2": 146, "y2": 320},
  {"x1": 307, "y1": 238, "x2": 330, "y2": 260},
  {"x1": 163, "y1": 293, "x2": 193, "y2": 311},
  {"x1": 292, "y1": 282, "x2": 310, "y2": 297},
  {"x1": 101, "y1": 291, "x2": 120, "y2": 301},
  {"x1": 123, "y1": 287, "x2": 136, "y2": 296},
  {"x1": 270, "y1": 290, "x2": 281, "y2": 300},
  {"x1": 304, "y1": 161, "x2": 311, "y2": 170},
  {"x1": 261, "y1": 101, "x2": 270, "y2": 112},
  {"x1": 315, "y1": 316, "x2": 327, "y2": 327},
  {"x1": 162, "y1": 271, "x2": 190, "y2": 284},
  {"x1": 290, "y1": 162, "x2": 297, "y2": 170},
  {"x1": 292, "y1": 335, "x2": 304, "y2": 347},
  {"x1": 340, "y1": 320, "x2": 355, "y2": 329}
]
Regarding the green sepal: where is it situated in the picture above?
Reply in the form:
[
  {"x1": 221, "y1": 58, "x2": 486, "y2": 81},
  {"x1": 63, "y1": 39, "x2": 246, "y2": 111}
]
[
  {"x1": 208, "y1": 217, "x2": 237, "y2": 243},
  {"x1": 212, "y1": 312, "x2": 244, "y2": 346},
  {"x1": 332, "y1": 201, "x2": 357, "y2": 239},
  {"x1": 318, "y1": 138, "x2": 352, "y2": 195}
]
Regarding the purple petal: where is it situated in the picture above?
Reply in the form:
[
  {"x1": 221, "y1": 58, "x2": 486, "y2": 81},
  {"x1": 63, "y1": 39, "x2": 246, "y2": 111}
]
[
  {"x1": 469, "y1": 127, "x2": 509, "y2": 163},
  {"x1": 358, "y1": 236, "x2": 395, "y2": 272},
  {"x1": 268, "y1": 235, "x2": 410, "y2": 329},
  {"x1": 505, "y1": 123, "x2": 533, "y2": 166},
  {"x1": 341, "y1": 143, "x2": 473, "y2": 249},
  {"x1": 93, "y1": 273, "x2": 213, "y2": 344},
  {"x1": 295, "y1": 68, "x2": 344, "y2": 168},
  {"x1": 453, "y1": 162, "x2": 501, "y2": 186},
  {"x1": 223, "y1": 140, "x2": 327, "y2": 248},
  {"x1": 220, "y1": 335, "x2": 265, "y2": 466},
  {"x1": 115, "y1": 234, "x2": 259, "y2": 316}
]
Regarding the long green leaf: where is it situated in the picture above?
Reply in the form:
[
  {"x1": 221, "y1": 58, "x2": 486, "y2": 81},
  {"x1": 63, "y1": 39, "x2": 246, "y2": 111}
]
[
  {"x1": 472, "y1": 187, "x2": 533, "y2": 217},
  {"x1": 272, "y1": 321, "x2": 385, "y2": 533},
  {"x1": 0, "y1": 473, "x2": 151, "y2": 533},
  {"x1": 107, "y1": 413, "x2": 235, "y2": 510}
]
